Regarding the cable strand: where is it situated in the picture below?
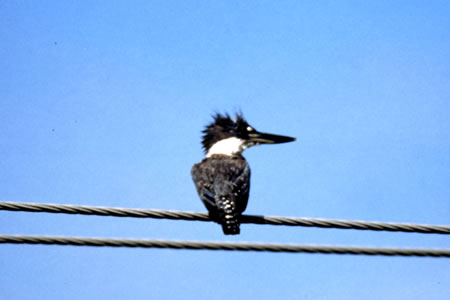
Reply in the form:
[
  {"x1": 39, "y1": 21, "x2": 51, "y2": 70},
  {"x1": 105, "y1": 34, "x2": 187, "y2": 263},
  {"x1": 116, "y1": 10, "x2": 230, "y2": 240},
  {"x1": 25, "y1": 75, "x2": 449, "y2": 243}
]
[
  {"x1": 1, "y1": 201, "x2": 449, "y2": 234},
  {"x1": 1, "y1": 234, "x2": 449, "y2": 257}
]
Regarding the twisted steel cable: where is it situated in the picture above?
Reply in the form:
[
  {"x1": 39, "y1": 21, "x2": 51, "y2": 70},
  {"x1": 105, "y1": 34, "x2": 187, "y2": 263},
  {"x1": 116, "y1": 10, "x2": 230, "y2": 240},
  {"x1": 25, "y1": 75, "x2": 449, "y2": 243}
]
[
  {"x1": 1, "y1": 234, "x2": 449, "y2": 257},
  {"x1": 1, "y1": 201, "x2": 449, "y2": 234}
]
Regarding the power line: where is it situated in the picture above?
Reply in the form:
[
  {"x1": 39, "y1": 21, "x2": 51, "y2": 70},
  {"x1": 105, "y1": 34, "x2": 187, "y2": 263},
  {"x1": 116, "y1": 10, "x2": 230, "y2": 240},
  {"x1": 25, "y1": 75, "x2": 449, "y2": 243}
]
[
  {"x1": 1, "y1": 201, "x2": 449, "y2": 234},
  {"x1": 1, "y1": 234, "x2": 448, "y2": 257}
]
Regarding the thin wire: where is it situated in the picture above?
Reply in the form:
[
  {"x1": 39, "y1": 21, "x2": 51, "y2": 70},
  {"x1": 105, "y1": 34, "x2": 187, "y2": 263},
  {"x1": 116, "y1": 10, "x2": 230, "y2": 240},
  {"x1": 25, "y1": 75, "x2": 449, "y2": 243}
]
[
  {"x1": 2, "y1": 201, "x2": 450, "y2": 234},
  {"x1": 1, "y1": 234, "x2": 448, "y2": 257},
  {"x1": 1, "y1": 201, "x2": 449, "y2": 234}
]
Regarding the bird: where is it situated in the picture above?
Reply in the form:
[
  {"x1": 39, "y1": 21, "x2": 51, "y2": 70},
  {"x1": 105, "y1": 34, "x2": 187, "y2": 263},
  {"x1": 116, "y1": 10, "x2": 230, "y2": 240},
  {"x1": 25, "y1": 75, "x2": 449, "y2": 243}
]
[{"x1": 191, "y1": 113, "x2": 295, "y2": 235}]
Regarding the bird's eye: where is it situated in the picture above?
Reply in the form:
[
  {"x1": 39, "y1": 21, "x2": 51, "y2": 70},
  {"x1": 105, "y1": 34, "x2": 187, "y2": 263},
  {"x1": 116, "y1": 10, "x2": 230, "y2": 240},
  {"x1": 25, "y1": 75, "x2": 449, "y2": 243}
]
[{"x1": 247, "y1": 126, "x2": 253, "y2": 132}]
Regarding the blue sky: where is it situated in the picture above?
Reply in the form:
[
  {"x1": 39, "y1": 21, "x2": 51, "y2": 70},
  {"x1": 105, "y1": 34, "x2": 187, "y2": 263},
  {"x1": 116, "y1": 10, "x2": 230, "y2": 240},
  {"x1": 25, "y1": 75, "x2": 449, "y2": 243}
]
[{"x1": 1, "y1": 1, "x2": 449, "y2": 299}]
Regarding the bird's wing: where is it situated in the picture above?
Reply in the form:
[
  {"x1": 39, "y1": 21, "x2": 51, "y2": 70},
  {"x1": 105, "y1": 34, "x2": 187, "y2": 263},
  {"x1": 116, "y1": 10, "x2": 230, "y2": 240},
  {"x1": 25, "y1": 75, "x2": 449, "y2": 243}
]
[
  {"x1": 191, "y1": 157, "x2": 251, "y2": 215},
  {"x1": 191, "y1": 162, "x2": 217, "y2": 214},
  {"x1": 230, "y1": 161, "x2": 250, "y2": 214}
]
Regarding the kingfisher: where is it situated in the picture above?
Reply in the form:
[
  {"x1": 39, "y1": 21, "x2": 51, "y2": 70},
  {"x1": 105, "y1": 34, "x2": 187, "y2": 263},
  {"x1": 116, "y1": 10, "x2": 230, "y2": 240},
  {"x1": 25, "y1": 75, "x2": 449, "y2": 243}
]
[{"x1": 191, "y1": 113, "x2": 295, "y2": 235}]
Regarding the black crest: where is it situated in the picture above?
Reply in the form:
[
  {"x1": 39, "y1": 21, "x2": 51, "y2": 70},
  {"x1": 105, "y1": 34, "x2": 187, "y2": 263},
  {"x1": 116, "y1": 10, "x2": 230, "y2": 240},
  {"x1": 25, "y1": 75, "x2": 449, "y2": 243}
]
[{"x1": 201, "y1": 113, "x2": 251, "y2": 153}]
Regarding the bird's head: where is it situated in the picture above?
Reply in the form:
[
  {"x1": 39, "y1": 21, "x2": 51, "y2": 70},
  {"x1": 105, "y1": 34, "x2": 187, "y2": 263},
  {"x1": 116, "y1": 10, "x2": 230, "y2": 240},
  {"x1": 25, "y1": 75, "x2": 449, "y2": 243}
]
[{"x1": 201, "y1": 113, "x2": 295, "y2": 157}]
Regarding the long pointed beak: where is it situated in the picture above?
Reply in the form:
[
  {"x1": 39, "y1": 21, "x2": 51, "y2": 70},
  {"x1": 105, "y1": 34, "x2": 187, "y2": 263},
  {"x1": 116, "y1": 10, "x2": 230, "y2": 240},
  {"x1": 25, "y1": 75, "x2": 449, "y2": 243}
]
[{"x1": 248, "y1": 131, "x2": 296, "y2": 145}]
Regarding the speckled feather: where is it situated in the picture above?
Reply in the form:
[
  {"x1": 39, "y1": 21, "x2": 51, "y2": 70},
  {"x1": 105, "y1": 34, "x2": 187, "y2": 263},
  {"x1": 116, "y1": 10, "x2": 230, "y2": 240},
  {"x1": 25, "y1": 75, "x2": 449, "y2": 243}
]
[{"x1": 191, "y1": 154, "x2": 250, "y2": 234}]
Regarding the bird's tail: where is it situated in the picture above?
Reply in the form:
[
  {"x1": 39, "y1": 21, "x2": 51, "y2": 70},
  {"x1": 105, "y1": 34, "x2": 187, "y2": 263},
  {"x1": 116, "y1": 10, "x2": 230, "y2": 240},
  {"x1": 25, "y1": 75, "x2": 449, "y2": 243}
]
[{"x1": 215, "y1": 196, "x2": 240, "y2": 235}]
